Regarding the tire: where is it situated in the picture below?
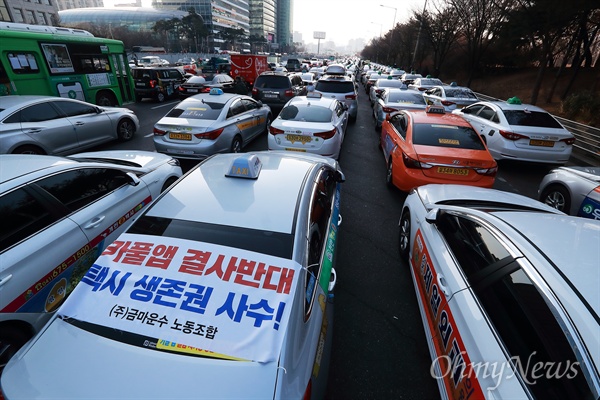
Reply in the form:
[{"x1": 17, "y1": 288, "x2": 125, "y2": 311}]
[
  {"x1": 263, "y1": 114, "x2": 272, "y2": 134},
  {"x1": 156, "y1": 91, "x2": 166, "y2": 103},
  {"x1": 96, "y1": 92, "x2": 117, "y2": 107},
  {"x1": 13, "y1": 145, "x2": 45, "y2": 155},
  {"x1": 117, "y1": 118, "x2": 136, "y2": 141},
  {"x1": 541, "y1": 184, "x2": 571, "y2": 214},
  {"x1": 230, "y1": 135, "x2": 243, "y2": 153},
  {"x1": 398, "y1": 209, "x2": 411, "y2": 260},
  {"x1": 161, "y1": 177, "x2": 178, "y2": 192},
  {"x1": 386, "y1": 158, "x2": 394, "y2": 188},
  {"x1": 0, "y1": 325, "x2": 32, "y2": 370}
]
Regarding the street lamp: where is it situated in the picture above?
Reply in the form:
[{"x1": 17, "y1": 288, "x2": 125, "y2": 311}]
[
  {"x1": 411, "y1": 0, "x2": 428, "y2": 71},
  {"x1": 380, "y1": 4, "x2": 397, "y2": 41}
]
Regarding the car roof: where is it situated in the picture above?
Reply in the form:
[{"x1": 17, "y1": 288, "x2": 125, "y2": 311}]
[
  {"x1": 407, "y1": 108, "x2": 473, "y2": 127},
  {"x1": 143, "y1": 152, "x2": 325, "y2": 234},
  {"x1": 286, "y1": 95, "x2": 338, "y2": 108},
  {"x1": 0, "y1": 154, "x2": 76, "y2": 184},
  {"x1": 484, "y1": 100, "x2": 550, "y2": 113},
  {"x1": 0, "y1": 95, "x2": 67, "y2": 110},
  {"x1": 179, "y1": 92, "x2": 241, "y2": 105}
]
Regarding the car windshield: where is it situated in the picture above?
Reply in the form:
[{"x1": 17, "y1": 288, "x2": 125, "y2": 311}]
[
  {"x1": 165, "y1": 102, "x2": 224, "y2": 120},
  {"x1": 128, "y1": 216, "x2": 294, "y2": 259},
  {"x1": 388, "y1": 92, "x2": 426, "y2": 104},
  {"x1": 412, "y1": 124, "x2": 486, "y2": 150},
  {"x1": 315, "y1": 81, "x2": 354, "y2": 93},
  {"x1": 503, "y1": 110, "x2": 563, "y2": 128},
  {"x1": 279, "y1": 104, "x2": 333, "y2": 122}
]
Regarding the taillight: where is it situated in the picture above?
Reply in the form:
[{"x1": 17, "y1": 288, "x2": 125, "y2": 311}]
[
  {"x1": 402, "y1": 152, "x2": 431, "y2": 169},
  {"x1": 201, "y1": 87, "x2": 211, "y2": 93},
  {"x1": 560, "y1": 137, "x2": 576, "y2": 145},
  {"x1": 284, "y1": 89, "x2": 294, "y2": 97},
  {"x1": 177, "y1": 86, "x2": 185, "y2": 92},
  {"x1": 303, "y1": 379, "x2": 312, "y2": 400},
  {"x1": 269, "y1": 126, "x2": 284, "y2": 135},
  {"x1": 252, "y1": 87, "x2": 258, "y2": 95},
  {"x1": 593, "y1": 186, "x2": 600, "y2": 194},
  {"x1": 474, "y1": 164, "x2": 498, "y2": 176},
  {"x1": 382, "y1": 107, "x2": 397, "y2": 113},
  {"x1": 314, "y1": 128, "x2": 336, "y2": 139},
  {"x1": 345, "y1": 94, "x2": 356, "y2": 100},
  {"x1": 153, "y1": 127, "x2": 166, "y2": 136},
  {"x1": 499, "y1": 130, "x2": 528, "y2": 141},
  {"x1": 149, "y1": 80, "x2": 157, "y2": 88},
  {"x1": 440, "y1": 100, "x2": 455, "y2": 106},
  {"x1": 194, "y1": 128, "x2": 224, "y2": 140}
]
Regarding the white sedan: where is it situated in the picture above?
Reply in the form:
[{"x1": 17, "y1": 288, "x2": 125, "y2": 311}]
[
  {"x1": 268, "y1": 93, "x2": 349, "y2": 160},
  {"x1": 538, "y1": 166, "x2": 600, "y2": 219},
  {"x1": 153, "y1": 89, "x2": 272, "y2": 160},
  {"x1": 0, "y1": 151, "x2": 182, "y2": 369},
  {"x1": 1, "y1": 151, "x2": 345, "y2": 400},
  {"x1": 398, "y1": 184, "x2": 599, "y2": 399},
  {"x1": 453, "y1": 98, "x2": 575, "y2": 164}
]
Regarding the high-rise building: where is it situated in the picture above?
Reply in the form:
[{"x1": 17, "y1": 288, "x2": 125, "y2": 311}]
[
  {"x1": 275, "y1": 0, "x2": 291, "y2": 49},
  {"x1": 248, "y1": 0, "x2": 274, "y2": 49},
  {"x1": 1, "y1": 0, "x2": 59, "y2": 25},
  {"x1": 56, "y1": 0, "x2": 103, "y2": 11}
]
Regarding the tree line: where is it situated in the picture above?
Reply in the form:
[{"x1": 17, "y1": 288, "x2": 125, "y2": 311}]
[{"x1": 362, "y1": 0, "x2": 599, "y2": 106}]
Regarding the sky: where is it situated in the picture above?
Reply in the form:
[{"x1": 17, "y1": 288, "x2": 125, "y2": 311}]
[{"x1": 292, "y1": 0, "x2": 428, "y2": 46}]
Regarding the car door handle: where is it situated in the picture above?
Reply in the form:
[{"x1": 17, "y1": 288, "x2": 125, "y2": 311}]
[
  {"x1": 437, "y1": 274, "x2": 451, "y2": 297},
  {"x1": 27, "y1": 128, "x2": 42, "y2": 133},
  {"x1": 0, "y1": 274, "x2": 12, "y2": 287},
  {"x1": 84, "y1": 215, "x2": 105, "y2": 229},
  {"x1": 74, "y1": 122, "x2": 85, "y2": 126}
]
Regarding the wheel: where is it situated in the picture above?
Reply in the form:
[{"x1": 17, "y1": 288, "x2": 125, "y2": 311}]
[
  {"x1": 13, "y1": 145, "x2": 44, "y2": 155},
  {"x1": 117, "y1": 118, "x2": 136, "y2": 141},
  {"x1": 156, "y1": 91, "x2": 166, "y2": 102},
  {"x1": 161, "y1": 177, "x2": 178, "y2": 192},
  {"x1": 398, "y1": 210, "x2": 411, "y2": 260},
  {"x1": 230, "y1": 135, "x2": 243, "y2": 153},
  {"x1": 541, "y1": 184, "x2": 571, "y2": 214},
  {"x1": 386, "y1": 158, "x2": 394, "y2": 188},
  {"x1": 0, "y1": 325, "x2": 33, "y2": 370},
  {"x1": 96, "y1": 92, "x2": 117, "y2": 107}
]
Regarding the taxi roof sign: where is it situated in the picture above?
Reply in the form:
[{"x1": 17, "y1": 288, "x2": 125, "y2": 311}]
[
  {"x1": 209, "y1": 88, "x2": 224, "y2": 95},
  {"x1": 307, "y1": 92, "x2": 322, "y2": 98},
  {"x1": 225, "y1": 154, "x2": 262, "y2": 179},
  {"x1": 426, "y1": 105, "x2": 446, "y2": 114}
]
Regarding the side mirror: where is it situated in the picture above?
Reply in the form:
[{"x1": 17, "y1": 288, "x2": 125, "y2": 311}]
[{"x1": 126, "y1": 172, "x2": 141, "y2": 186}]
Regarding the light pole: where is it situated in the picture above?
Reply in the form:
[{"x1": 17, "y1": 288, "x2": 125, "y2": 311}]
[
  {"x1": 411, "y1": 0, "x2": 428, "y2": 71},
  {"x1": 380, "y1": 4, "x2": 397, "y2": 41}
]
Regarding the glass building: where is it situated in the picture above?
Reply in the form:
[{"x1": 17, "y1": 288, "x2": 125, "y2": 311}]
[{"x1": 59, "y1": 7, "x2": 189, "y2": 32}]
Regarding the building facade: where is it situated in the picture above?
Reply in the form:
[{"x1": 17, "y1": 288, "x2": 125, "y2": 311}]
[
  {"x1": 275, "y1": 0, "x2": 291, "y2": 49},
  {"x1": 1, "y1": 0, "x2": 59, "y2": 25}
]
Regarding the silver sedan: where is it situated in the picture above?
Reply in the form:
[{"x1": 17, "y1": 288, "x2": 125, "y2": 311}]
[
  {"x1": 538, "y1": 166, "x2": 600, "y2": 219},
  {"x1": 153, "y1": 90, "x2": 272, "y2": 160},
  {"x1": 0, "y1": 95, "x2": 139, "y2": 155}
]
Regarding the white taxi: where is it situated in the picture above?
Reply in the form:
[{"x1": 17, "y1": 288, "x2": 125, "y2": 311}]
[
  {"x1": 0, "y1": 151, "x2": 182, "y2": 369},
  {"x1": 398, "y1": 184, "x2": 599, "y2": 399},
  {"x1": 268, "y1": 93, "x2": 348, "y2": 160},
  {"x1": 1, "y1": 151, "x2": 344, "y2": 400}
]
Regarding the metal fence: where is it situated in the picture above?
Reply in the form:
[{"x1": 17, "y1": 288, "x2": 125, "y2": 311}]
[{"x1": 474, "y1": 92, "x2": 600, "y2": 166}]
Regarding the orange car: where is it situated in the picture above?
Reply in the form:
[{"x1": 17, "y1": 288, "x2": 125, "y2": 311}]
[{"x1": 380, "y1": 105, "x2": 497, "y2": 192}]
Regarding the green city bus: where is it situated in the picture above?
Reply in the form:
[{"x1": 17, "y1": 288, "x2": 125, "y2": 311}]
[{"x1": 0, "y1": 22, "x2": 135, "y2": 106}]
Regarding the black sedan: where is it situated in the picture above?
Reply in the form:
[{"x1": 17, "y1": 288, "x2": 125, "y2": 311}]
[{"x1": 178, "y1": 74, "x2": 236, "y2": 98}]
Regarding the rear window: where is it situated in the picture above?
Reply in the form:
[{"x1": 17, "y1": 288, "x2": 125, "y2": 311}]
[
  {"x1": 445, "y1": 89, "x2": 477, "y2": 99},
  {"x1": 254, "y1": 75, "x2": 291, "y2": 89},
  {"x1": 165, "y1": 102, "x2": 224, "y2": 120},
  {"x1": 413, "y1": 124, "x2": 486, "y2": 150},
  {"x1": 388, "y1": 92, "x2": 426, "y2": 104},
  {"x1": 279, "y1": 104, "x2": 332, "y2": 123},
  {"x1": 503, "y1": 110, "x2": 563, "y2": 128},
  {"x1": 132, "y1": 69, "x2": 155, "y2": 79},
  {"x1": 377, "y1": 80, "x2": 404, "y2": 88},
  {"x1": 315, "y1": 81, "x2": 354, "y2": 93}
]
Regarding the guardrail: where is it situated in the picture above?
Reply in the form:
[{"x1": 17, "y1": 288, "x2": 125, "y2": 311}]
[{"x1": 474, "y1": 92, "x2": 599, "y2": 166}]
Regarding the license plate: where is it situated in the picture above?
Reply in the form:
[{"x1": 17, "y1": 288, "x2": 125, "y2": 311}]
[
  {"x1": 529, "y1": 139, "x2": 555, "y2": 147},
  {"x1": 264, "y1": 93, "x2": 278, "y2": 98},
  {"x1": 437, "y1": 166, "x2": 469, "y2": 176},
  {"x1": 286, "y1": 134, "x2": 312, "y2": 144},
  {"x1": 169, "y1": 133, "x2": 192, "y2": 141},
  {"x1": 187, "y1": 88, "x2": 198, "y2": 93},
  {"x1": 136, "y1": 82, "x2": 145, "y2": 87}
]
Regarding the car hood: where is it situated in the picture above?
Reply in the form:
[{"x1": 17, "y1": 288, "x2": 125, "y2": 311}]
[
  {"x1": 558, "y1": 166, "x2": 600, "y2": 181},
  {"x1": 68, "y1": 150, "x2": 175, "y2": 171},
  {"x1": 1, "y1": 317, "x2": 279, "y2": 399}
]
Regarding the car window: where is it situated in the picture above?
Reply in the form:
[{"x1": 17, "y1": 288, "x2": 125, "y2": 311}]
[
  {"x1": 315, "y1": 81, "x2": 354, "y2": 93},
  {"x1": 388, "y1": 92, "x2": 426, "y2": 105},
  {"x1": 241, "y1": 98, "x2": 258, "y2": 111},
  {"x1": 35, "y1": 168, "x2": 131, "y2": 213},
  {"x1": 0, "y1": 188, "x2": 60, "y2": 252},
  {"x1": 279, "y1": 104, "x2": 332, "y2": 122},
  {"x1": 168, "y1": 69, "x2": 183, "y2": 80},
  {"x1": 166, "y1": 102, "x2": 224, "y2": 120},
  {"x1": 390, "y1": 113, "x2": 408, "y2": 139},
  {"x1": 53, "y1": 100, "x2": 97, "y2": 117},
  {"x1": 4, "y1": 102, "x2": 63, "y2": 123},
  {"x1": 445, "y1": 89, "x2": 477, "y2": 99},
  {"x1": 503, "y1": 110, "x2": 563, "y2": 128},
  {"x1": 255, "y1": 75, "x2": 290, "y2": 89},
  {"x1": 227, "y1": 99, "x2": 246, "y2": 118},
  {"x1": 335, "y1": 101, "x2": 345, "y2": 117},
  {"x1": 412, "y1": 124, "x2": 486, "y2": 150},
  {"x1": 476, "y1": 106, "x2": 496, "y2": 121},
  {"x1": 462, "y1": 104, "x2": 484, "y2": 115}
]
